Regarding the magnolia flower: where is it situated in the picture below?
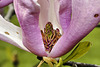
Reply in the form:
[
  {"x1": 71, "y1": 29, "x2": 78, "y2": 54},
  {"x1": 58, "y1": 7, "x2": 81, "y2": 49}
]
[{"x1": 0, "y1": 0, "x2": 100, "y2": 58}]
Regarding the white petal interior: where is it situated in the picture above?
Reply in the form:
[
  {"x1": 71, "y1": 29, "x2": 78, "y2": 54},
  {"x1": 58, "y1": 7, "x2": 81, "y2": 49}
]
[
  {"x1": 0, "y1": 15, "x2": 29, "y2": 51},
  {"x1": 32, "y1": 0, "x2": 40, "y2": 6},
  {"x1": 38, "y1": 0, "x2": 49, "y2": 31},
  {"x1": 38, "y1": 0, "x2": 62, "y2": 34},
  {"x1": 48, "y1": 0, "x2": 62, "y2": 33}
]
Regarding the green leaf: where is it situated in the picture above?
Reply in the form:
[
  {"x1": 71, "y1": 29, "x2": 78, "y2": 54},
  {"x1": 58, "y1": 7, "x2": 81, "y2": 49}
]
[
  {"x1": 56, "y1": 58, "x2": 63, "y2": 67},
  {"x1": 10, "y1": 15, "x2": 20, "y2": 27},
  {"x1": 63, "y1": 41, "x2": 92, "y2": 63}
]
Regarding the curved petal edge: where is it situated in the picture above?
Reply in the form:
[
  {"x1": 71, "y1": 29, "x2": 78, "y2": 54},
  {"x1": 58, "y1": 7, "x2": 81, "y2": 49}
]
[
  {"x1": 0, "y1": 15, "x2": 29, "y2": 51},
  {"x1": 0, "y1": 0, "x2": 13, "y2": 8}
]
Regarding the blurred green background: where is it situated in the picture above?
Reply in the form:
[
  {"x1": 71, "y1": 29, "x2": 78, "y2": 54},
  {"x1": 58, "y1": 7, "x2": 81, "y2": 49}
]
[{"x1": 0, "y1": 6, "x2": 100, "y2": 67}]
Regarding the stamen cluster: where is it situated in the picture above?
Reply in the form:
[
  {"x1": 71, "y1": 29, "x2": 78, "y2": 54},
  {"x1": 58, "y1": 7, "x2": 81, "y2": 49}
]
[{"x1": 41, "y1": 22, "x2": 62, "y2": 53}]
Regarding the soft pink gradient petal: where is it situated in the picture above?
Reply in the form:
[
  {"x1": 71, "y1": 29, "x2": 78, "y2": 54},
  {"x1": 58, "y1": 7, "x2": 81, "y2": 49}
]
[
  {"x1": 49, "y1": 0, "x2": 100, "y2": 58},
  {"x1": 0, "y1": 0, "x2": 13, "y2": 8},
  {"x1": 14, "y1": 0, "x2": 47, "y2": 57},
  {"x1": 59, "y1": 0, "x2": 72, "y2": 32},
  {"x1": 38, "y1": 0, "x2": 49, "y2": 31}
]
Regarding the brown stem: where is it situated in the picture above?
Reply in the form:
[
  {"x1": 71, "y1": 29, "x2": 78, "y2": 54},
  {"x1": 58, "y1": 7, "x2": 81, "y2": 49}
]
[{"x1": 63, "y1": 61, "x2": 100, "y2": 67}]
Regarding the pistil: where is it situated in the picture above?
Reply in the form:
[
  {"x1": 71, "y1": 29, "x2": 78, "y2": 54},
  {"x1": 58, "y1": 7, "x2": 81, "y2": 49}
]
[{"x1": 41, "y1": 22, "x2": 62, "y2": 53}]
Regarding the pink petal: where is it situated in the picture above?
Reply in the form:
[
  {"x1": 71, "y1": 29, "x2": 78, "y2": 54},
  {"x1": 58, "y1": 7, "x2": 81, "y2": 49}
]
[
  {"x1": 14, "y1": 0, "x2": 47, "y2": 57},
  {"x1": 0, "y1": 0, "x2": 13, "y2": 8},
  {"x1": 49, "y1": 0, "x2": 100, "y2": 58},
  {"x1": 59, "y1": 0, "x2": 72, "y2": 32}
]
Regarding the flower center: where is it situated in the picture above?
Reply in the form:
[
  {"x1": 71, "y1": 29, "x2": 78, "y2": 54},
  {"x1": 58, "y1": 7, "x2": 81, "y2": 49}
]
[{"x1": 41, "y1": 22, "x2": 62, "y2": 53}]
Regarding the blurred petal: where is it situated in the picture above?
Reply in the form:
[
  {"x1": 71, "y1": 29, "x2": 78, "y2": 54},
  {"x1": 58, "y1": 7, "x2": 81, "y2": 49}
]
[
  {"x1": 0, "y1": 0, "x2": 13, "y2": 8},
  {"x1": 0, "y1": 15, "x2": 28, "y2": 51},
  {"x1": 14, "y1": 0, "x2": 47, "y2": 56},
  {"x1": 59, "y1": 0, "x2": 72, "y2": 32},
  {"x1": 0, "y1": 8, "x2": 4, "y2": 16},
  {"x1": 49, "y1": 0, "x2": 100, "y2": 58}
]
